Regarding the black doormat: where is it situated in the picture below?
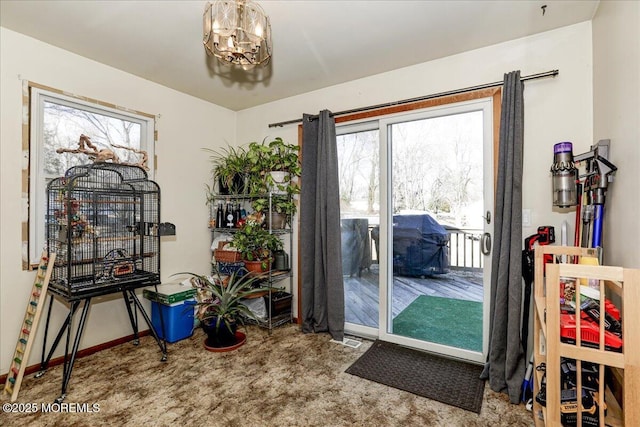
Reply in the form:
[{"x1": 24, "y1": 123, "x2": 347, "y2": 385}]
[{"x1": 345, "y1": 340, "x2": 485, "y2": 414}]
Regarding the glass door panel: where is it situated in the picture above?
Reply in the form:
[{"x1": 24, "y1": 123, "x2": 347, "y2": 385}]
[
  {"x1": 337, "y1": 98, "x2": 493, "y2": 362},
  {"x1": 337, "y1": 124, "x2": 380, "y2": 335},
  {"x1": 380, "y1": 100, "x2": 493, "y2": 363}
]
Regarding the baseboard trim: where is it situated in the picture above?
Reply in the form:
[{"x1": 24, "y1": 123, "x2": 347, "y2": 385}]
[{"x1": 1, "y1": 329, "x2": 150, "y2": 386}]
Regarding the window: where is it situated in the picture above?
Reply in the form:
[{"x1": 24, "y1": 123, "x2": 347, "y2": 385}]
[{"x1": 25, "y1": 85, "x2": 155, "y2": 268}]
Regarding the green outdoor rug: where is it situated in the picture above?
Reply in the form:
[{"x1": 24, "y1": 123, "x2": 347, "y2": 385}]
[{"x1": 393, "y1": 295, "x2": 482, "y2": 352}]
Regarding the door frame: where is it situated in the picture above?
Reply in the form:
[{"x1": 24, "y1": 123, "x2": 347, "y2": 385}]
[{"x1": 300, "y1": 88, "x2": 502, "y2": 357}]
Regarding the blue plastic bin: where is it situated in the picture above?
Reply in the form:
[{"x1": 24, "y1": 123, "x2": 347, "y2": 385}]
[{"x1": 151, "y1": 300, "x2": 195, "y2": 343}]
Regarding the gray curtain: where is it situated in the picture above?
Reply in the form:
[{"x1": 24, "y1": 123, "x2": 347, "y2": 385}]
[
  {"x1": 480, "y1": 71, "x2": 525, "y2": 403},
  {"x1": 300, "y1": 110, "x2": 345, "y2": 341}
]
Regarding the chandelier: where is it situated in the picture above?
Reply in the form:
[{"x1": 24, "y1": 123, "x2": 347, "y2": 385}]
[{"x1": 203, "y1": 0, "x2": 272, "y2": 68}]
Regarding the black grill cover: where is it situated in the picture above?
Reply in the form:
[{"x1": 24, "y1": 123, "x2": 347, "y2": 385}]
[{"x1": 372, "y1": 214, "x2": 449, "y2": 276}]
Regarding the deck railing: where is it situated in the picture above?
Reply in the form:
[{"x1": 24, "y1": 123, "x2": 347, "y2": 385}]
[
  {"x1": 445, "y1": 227, "x2": 483, "y2": 269},
  {"x1": 366, "y1": 225, "x2": 483, "y2": 270}
]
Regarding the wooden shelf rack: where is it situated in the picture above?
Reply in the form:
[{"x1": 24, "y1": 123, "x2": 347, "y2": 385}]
[{"x1": 532, "y1": 246, "x2": 639, "y2": 426}]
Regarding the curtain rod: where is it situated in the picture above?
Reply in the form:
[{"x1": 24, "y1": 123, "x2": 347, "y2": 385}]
[{"x1": 268, "y1": 69, "x2": 558, "y2": 128}]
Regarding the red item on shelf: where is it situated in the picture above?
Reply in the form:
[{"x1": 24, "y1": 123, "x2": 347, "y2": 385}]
[{"x1": 560, "y1": 313, "x2": 623, "y2": 352}]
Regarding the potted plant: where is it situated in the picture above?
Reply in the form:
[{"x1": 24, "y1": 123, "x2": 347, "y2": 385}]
[
  {"x1": 246, "y1": 137, "x2": 301, "y2": 195},
  {"x1": 184, "y1": 269, "x2": 267, "y2": 350},
  {"x1": 263, "y1": 137, "x2": 301, "y2": 194},
  {"x1": 245, "y1": 137, "x2": 301, "y2": 225},
  {"x1": 204, "y1": 145, "x2": 251, "y2": 195},
  {"x1": 250, "y1": 194, "x2": 297, "y2": 229},
  {"x1": 231, "y1": 219, "x2": 283, "y2": 273}
]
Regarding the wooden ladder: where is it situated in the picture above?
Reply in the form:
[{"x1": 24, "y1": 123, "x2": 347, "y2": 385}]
[{"x1": 2, "y1": 251, "x2": 56, "y2": 402}]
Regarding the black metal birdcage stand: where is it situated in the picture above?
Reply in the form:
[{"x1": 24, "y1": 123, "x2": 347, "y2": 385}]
[{"x1": 35, "y1": 163, "x2": 167, "y2": 403}]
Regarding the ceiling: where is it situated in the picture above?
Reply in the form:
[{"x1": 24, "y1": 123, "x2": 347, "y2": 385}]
[{"x1": 0, "y1": 1, "x2": 599, "y2": 111}]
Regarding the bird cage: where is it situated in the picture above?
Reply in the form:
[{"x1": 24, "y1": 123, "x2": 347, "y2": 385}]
[{"x1": 46, "y1": 163, "x2": 160, "y2": 300}]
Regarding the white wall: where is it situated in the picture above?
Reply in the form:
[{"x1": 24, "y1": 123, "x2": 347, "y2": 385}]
[
  {"x1": 6, "y1": 15, "x2": 632, "y2": 374},
  {"x1": 0, "y1": 28, "x2": 235, "y2": 373},
  {"x1": 237, "y1": 22, "x2": 594, "y2": 273},
  {"x1": 592, "y1": 1, "x2": 640, "y2": 268}
]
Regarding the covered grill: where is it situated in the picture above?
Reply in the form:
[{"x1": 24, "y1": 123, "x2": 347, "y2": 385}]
[{"x1": 372, "y1": 214, "x2": 449, "y2": 277}]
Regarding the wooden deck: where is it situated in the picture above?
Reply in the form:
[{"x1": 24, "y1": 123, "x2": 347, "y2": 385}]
[{"x1": 344, "y1": 264, "x2": 484, "y2": 328}]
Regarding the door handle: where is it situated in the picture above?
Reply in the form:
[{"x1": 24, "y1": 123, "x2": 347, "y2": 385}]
[{"x1": 481, "y1": 232, "x2": 491, "y2": 255}]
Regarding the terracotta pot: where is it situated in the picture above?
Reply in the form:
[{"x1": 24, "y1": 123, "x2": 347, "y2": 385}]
[
  {"x1": 203, "y1": 331, "x2": 246, "y2": 352},
  {"x1": 243, "y1": 259, "x2": 271, "y2": 274}
]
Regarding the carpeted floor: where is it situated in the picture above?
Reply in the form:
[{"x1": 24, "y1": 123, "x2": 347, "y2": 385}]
[{"x1": 1, "y1": 324, "x2": 534, "y2": 426}]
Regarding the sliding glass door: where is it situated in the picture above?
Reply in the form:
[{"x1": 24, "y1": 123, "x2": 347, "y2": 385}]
[
  {"x1": 379, "y1": 100, "x2": 493, "y2": 363},
  {"x1": 339, "y1": 96, "x2": 495, "y2": 362}
]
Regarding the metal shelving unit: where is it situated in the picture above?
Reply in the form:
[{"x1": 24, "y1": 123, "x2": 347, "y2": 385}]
[{"x1": 209, "y1": 192, "x2": 294, "y2": 332}]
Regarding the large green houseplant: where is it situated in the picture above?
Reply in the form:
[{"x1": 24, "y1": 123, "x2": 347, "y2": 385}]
[
  {"x1": 231, "y1": 219, "x2": 283, "y2": 272},
  {"x1": 204, "y1": 145, "x2": 251, "y2": 195},
  {"x1": 246, "y1": 137, "x2": 301, "y2": 224},
  {"x1": 246, "y1": 138, "x2": 300, "y2": 192},
  {"x1": 185, "y1": 269, "x2": 267, "y2": 349}
]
